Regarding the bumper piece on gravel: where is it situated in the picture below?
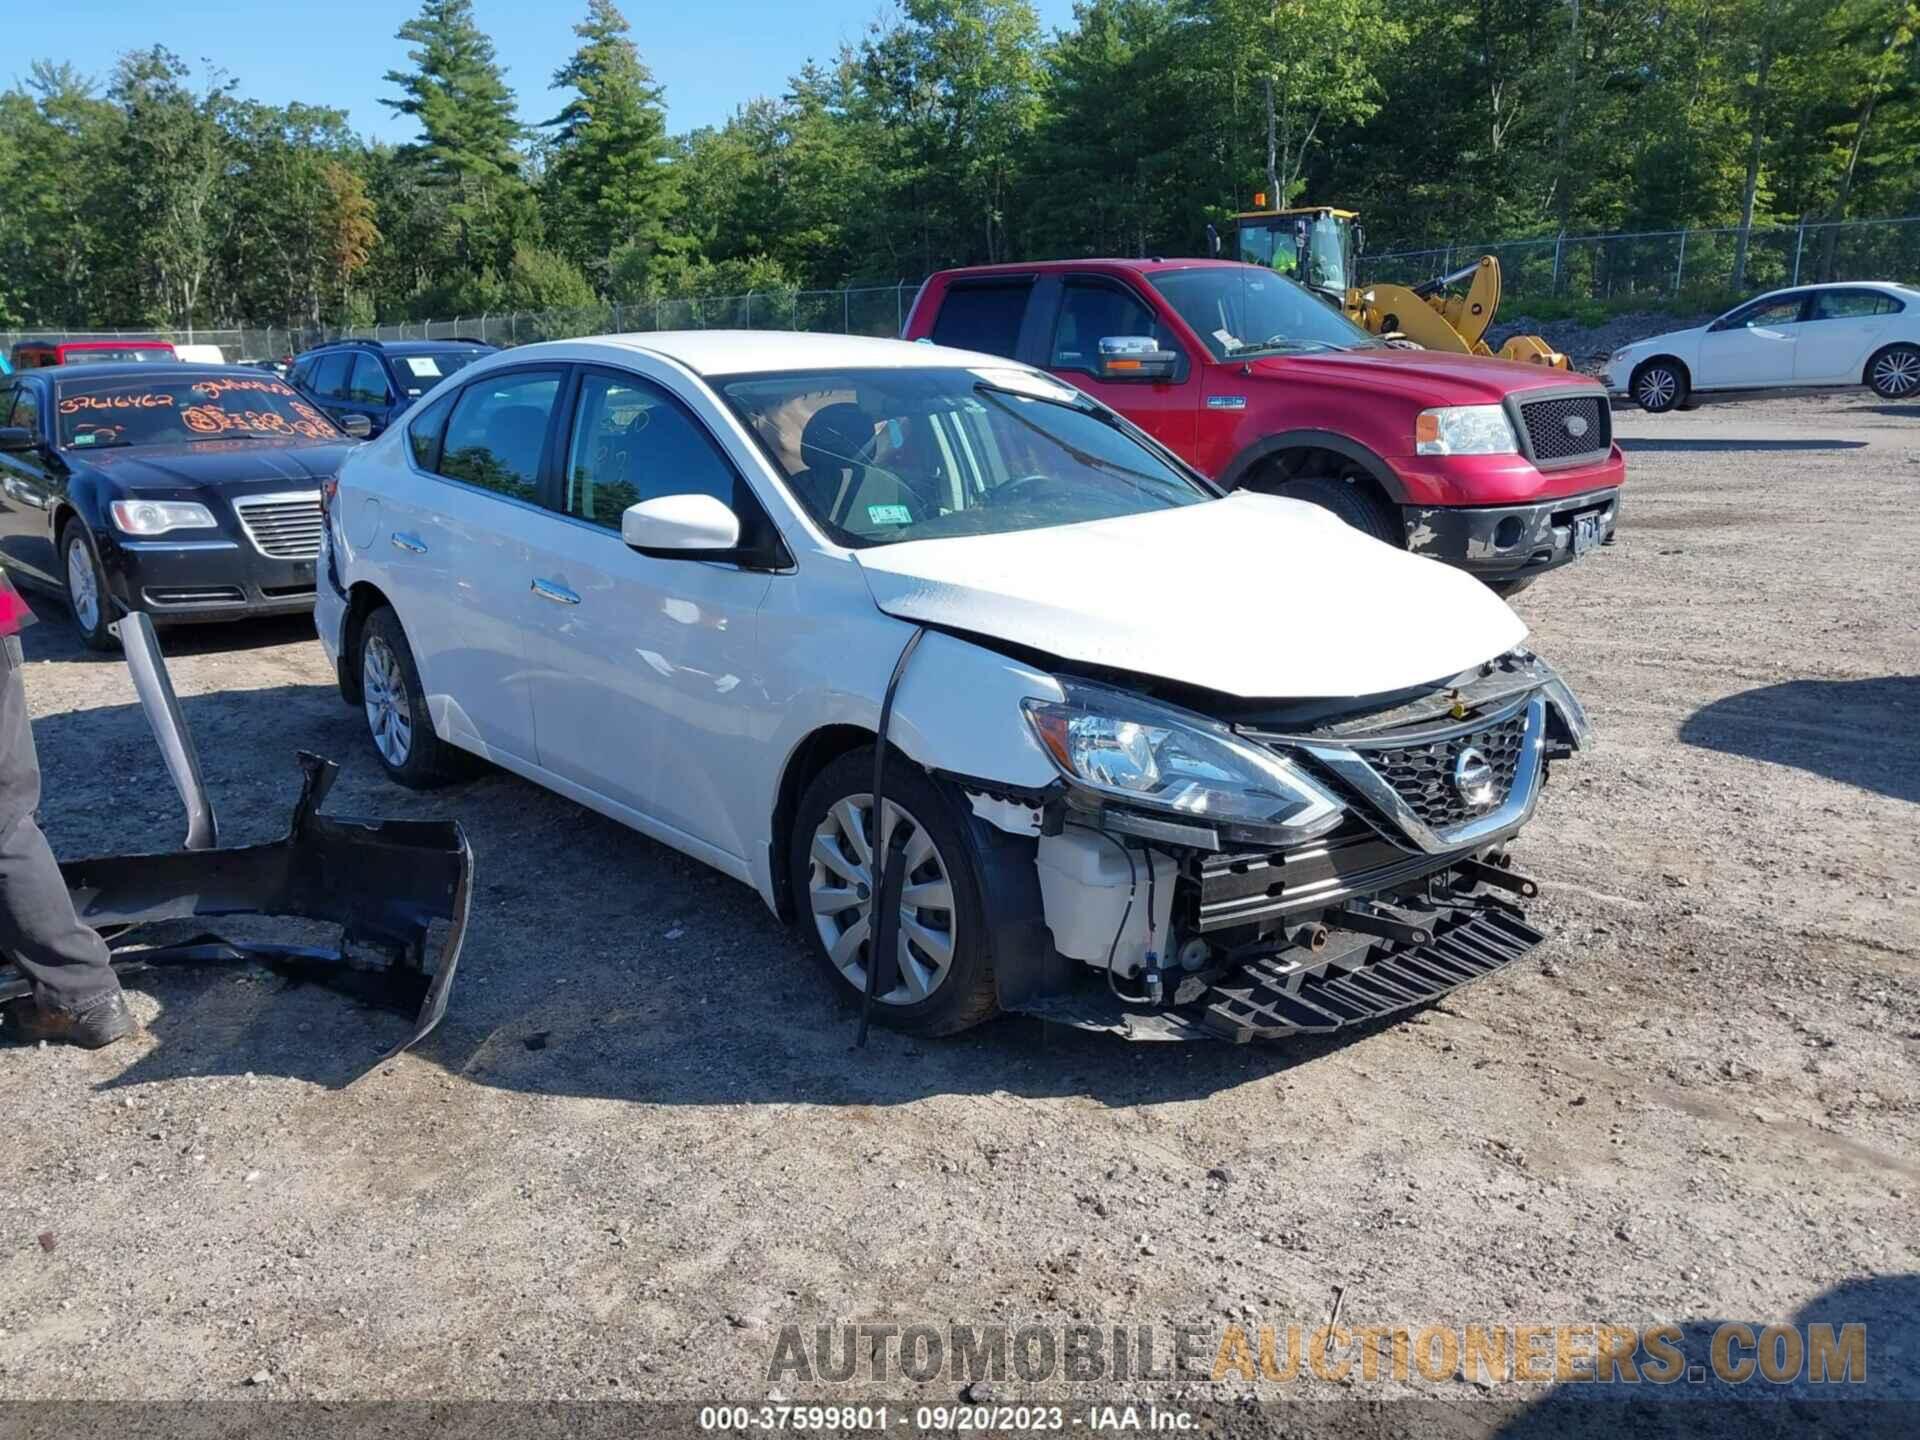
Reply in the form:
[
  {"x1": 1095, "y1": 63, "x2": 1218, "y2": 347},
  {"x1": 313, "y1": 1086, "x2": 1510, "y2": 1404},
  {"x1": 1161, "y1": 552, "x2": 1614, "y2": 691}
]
[{"x1": 0, "y1": 614, "x2": 471, "y2": 1071}]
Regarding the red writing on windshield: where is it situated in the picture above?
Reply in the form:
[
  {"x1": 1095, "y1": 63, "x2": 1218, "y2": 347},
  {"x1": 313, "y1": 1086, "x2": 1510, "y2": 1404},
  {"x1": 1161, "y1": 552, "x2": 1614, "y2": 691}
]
[
  {"x1": 190, "y1": 377, "x2": 299, "y2": 402},
  {"x1": 58, "y1": 393, "x2": 175, "y2": 414},
  {"x1": 182, "y1": 405, "x2": 332, "y2": 440}
]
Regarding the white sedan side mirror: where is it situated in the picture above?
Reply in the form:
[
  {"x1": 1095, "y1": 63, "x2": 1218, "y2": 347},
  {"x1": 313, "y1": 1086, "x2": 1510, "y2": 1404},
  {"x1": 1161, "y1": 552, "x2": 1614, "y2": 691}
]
[{"x1": 622, "y1": 493, "x2": 742, "y2": 556}]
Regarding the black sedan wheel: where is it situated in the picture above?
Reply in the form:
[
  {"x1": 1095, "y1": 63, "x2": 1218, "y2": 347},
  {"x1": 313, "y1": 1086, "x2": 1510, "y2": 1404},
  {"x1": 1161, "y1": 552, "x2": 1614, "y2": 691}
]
[{"x1": 60, "y1": 520, "x2": 116, "y2": 651}]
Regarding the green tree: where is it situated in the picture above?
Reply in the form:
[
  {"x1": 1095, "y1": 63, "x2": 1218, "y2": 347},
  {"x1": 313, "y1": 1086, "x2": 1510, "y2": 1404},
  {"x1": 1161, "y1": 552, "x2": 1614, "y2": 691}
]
[
  {"x1": 381, "y1": 0, "x2": 533, "y2": 280},
  {"x1": 109, "y1": 48, "x2": 236, "y2": 326},
  {"x1": 543, "y1": 0, "x2": 679, "y2": 274}
]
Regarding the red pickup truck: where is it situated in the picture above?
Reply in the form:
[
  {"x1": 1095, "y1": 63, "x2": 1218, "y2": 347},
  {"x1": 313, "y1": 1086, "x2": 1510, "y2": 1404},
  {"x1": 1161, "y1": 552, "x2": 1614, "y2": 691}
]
[{"x1": 904, "y1": 259, "x2": 1623, "y2": 592}]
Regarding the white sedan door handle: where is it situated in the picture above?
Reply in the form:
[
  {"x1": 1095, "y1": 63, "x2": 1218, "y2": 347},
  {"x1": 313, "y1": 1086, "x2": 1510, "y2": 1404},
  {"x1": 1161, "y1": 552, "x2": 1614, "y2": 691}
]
[
  {"x1": 531, "y1": 577, "x2": 581, "y2": 606},
  {"x1": 391, "y1": 532, "x2": 427, "y2": 554}
]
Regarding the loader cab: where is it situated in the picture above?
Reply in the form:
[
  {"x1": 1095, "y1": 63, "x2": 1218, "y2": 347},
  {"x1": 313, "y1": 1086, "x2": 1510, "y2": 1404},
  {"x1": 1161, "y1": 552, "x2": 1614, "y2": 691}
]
[{"x1": 1233, "y1": 205, "x2": 1360, "y2": 308}]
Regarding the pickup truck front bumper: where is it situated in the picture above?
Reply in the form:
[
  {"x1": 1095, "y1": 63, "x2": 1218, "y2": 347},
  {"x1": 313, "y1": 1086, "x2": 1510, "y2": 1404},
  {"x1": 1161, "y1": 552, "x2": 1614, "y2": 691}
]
[{"x1": 1403, "y1": 486, "x2": 1621, "y2": 581}]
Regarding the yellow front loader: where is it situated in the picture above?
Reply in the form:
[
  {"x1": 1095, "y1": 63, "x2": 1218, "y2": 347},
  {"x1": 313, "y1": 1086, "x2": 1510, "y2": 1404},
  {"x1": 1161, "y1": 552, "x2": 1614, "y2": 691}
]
[{"x1": 1228, "y1": 205, "x2": 1567, "y2": 369}]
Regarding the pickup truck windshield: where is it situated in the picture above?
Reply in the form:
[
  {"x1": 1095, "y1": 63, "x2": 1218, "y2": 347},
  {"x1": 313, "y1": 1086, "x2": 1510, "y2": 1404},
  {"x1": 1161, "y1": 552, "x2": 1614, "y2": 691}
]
[
  {"x1": 55, "y1": 373, "x2": 342, "y2": 449},
  {"x1": 1150, "y1": 267, "x2": 1378, "y2": 360},
  {"x1": 719, "y1": 366, "x2": 1209, "y2": 547}
]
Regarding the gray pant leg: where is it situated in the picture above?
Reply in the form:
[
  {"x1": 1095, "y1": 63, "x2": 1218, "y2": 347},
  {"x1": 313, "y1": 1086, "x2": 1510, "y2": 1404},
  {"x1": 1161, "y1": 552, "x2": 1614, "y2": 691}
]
[{"x1": 0, "y1": 636, "x2": 118, "y2": 1014}]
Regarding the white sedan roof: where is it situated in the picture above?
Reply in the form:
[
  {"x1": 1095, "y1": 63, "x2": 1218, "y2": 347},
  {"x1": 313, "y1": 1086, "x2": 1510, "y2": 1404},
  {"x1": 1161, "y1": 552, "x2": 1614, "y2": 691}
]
[{"x1": 552, "y1": 329, "x2": 999, "y2": 377}]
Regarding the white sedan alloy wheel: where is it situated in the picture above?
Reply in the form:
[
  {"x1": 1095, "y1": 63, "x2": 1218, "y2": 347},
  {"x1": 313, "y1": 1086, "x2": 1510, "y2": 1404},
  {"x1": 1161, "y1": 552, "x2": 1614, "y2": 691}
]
[
  {"x1": 362, "y1": 633, "x2": 414, "y2": 768},
  {"x1": 809, "y1": 794, "x2": 957, "y2": 1006}
]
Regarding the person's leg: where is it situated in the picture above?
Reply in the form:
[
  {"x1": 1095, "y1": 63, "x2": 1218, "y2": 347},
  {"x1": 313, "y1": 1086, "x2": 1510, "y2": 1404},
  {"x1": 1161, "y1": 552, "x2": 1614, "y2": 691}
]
[{"x1": 0, "y1": 635, "x2": 129, "y2": 1045}]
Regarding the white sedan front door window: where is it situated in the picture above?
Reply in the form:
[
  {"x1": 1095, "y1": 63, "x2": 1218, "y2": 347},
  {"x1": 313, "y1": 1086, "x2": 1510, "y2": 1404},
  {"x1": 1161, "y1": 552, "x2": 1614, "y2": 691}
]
[
  {"x1": 1698, "y1": 295, "x2": 1805, "y2": 387},
  {"x1": 518, "y1": 367, "x2": 775, "y2": 860}
]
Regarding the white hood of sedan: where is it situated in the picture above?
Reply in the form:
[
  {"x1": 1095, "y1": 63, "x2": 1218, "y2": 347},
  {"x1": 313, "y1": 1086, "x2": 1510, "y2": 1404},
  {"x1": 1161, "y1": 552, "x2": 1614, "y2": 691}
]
[{"x1": 855, "y1": 492, "x2": 1528, "y2": 700}]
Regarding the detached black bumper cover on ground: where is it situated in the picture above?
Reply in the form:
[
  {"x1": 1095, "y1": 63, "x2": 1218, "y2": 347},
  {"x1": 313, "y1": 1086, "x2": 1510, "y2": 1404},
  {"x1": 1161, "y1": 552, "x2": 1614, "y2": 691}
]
[{"x1": 0, "y1": 615, "x2": 471, "y2": 1069}]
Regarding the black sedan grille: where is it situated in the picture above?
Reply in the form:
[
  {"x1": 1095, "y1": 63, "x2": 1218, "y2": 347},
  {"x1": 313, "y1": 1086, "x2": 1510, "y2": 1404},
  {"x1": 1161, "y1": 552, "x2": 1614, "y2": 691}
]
[
  {"x1": 1351, "y1": 708, "x2": 1529, "y2": 832},
  {"x1": 1518, "y1": 393, "x2": 1610, "y2": 465},
  {"x1": 233, "y1": 494, "x2": 323, "y2": 559}
]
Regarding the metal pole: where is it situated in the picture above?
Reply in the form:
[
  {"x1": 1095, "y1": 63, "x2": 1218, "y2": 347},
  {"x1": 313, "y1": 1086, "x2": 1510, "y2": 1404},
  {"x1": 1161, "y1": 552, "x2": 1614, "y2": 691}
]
[
  {"x1": 1791, "y1": 221, "x2": 1805, "y2": 286},
  {"x1": 1674, "y1": 228, "x2": 1687, "y2": 296},
  {"x1": 843, "y1": 288, "x2": 850, "y2": 334},
  {"x1": 896, "y1": 281, "x2": 904, "y2": 336}
]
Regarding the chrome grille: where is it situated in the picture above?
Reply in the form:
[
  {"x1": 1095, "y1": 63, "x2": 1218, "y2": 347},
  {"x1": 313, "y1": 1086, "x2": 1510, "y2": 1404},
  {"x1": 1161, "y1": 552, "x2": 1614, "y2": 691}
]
[
  {"x1": 233, "y1": 492, "x2": 323, "y2": 559},
  {"x1": 1518, "y1": 394, "x2": 1610, "y2": 465},
  {"x1": 1350, "y1": 709, "x2": 1529, "y2": 832}
]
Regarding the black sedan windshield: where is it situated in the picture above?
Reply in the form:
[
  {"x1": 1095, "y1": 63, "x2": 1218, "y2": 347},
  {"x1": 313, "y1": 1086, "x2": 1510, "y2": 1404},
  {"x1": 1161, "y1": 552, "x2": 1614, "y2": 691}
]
[
  {"x1": 719, "y1": 366, "x2": 1208, "y2": 547},
  {"x1": 55, "y1": 372, "x2": 341, "y2": 448},
  {"x1": 1150, "y1": 266, "x2": 1378, "y2": 359}
]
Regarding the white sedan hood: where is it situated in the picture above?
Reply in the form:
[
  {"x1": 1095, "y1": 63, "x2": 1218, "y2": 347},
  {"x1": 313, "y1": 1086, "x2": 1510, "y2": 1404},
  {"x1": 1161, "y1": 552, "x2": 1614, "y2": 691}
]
[{"x1": 855, "y1": 492, "x2": 1528, "y2": 700}]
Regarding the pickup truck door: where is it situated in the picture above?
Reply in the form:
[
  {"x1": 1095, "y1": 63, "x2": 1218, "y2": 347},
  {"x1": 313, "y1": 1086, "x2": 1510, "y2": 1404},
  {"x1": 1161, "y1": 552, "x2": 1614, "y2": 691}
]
[
  {"x1": 1698, "y1": 293, "x2": 1807, "y2": 387},
  {"x1": 1039, "y1": 274, "x2": 1200, "y2": 456},
  {"x1": 1796, "y1": 288, "x2": 1900, "y2": 383}
]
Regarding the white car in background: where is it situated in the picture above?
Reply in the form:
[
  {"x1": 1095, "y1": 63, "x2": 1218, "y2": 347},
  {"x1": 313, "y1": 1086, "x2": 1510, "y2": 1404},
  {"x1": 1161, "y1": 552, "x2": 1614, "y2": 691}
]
[
  {"x1": 316, "y1": 331, "x2": 1589, "y2": 1042},
  {"x1": 1604, "y1": 282, "x2": 1920, "y2": 412}
]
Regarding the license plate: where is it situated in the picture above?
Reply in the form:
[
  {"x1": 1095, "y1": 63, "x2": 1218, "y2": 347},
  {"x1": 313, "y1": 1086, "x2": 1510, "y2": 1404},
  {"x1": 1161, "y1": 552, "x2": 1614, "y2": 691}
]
[{"x1": 1572, "y1": 514, "x2": 1602, "y2": 556}]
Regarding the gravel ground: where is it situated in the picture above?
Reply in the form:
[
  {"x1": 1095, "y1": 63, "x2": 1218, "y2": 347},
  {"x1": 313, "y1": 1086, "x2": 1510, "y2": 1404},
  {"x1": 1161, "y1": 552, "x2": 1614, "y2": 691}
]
[{"x1": 0, "y1": 391, "x2": 1915, "y2": 1430}]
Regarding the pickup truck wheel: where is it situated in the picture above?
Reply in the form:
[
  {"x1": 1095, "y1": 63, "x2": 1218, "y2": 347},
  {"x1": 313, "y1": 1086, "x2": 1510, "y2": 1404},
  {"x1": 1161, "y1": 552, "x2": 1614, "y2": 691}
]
[
  {"x1": 1487, "y1": 576, "x2": 1535, "y2": 598},
  {"x1": 357, "y1": 606, "x2": 470, "y2": 789},
  {"x1": 1630, "y1": 359, "x2": 1687, "y2": 413},
  {"x1": 790, "y1": 748, "x2": 998, "y2": 1036},
  {"x1": 1280, "y1": 474, "x2": 1402, "y2": 547}
]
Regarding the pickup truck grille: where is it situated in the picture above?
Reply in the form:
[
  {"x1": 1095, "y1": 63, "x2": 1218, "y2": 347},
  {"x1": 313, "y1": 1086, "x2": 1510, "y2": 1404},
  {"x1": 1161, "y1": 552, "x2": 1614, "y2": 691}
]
[
  {"x1": 233, "y1": 493, "x2": 324, "y2": 559},
  {"x1": 1517, "y1": 393, "x2": 1610, "y2": 465},
  {"x1": 1350, "y1": 707, "x2": 1529, "y2": 832}
]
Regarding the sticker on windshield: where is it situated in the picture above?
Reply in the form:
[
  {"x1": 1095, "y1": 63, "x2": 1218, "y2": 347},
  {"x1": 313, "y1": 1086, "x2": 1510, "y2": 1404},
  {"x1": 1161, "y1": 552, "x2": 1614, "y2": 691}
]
[
  {"x1": 866, "y1": 504, "x2": 913, "y2": 526},
  {"x1": 404, "y1": 357, "x2": 443, "y2": 378}
]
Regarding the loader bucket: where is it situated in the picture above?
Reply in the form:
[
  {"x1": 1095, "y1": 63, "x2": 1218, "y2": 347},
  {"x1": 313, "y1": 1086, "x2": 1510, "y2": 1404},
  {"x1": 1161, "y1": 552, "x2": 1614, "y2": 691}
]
[{"x1": 0, "y1": 614, "x2": 471, "y2": 1069}]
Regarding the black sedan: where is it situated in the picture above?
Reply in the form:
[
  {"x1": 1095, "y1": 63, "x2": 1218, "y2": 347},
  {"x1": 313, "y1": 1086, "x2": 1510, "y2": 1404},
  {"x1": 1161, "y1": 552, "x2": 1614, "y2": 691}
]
[{"x1": 0, "y1": 363, "x2": 367, "y2": 648}]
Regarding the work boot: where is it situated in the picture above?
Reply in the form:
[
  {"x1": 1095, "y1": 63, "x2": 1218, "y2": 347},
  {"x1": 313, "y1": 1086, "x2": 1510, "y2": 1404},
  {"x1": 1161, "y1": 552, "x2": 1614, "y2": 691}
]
[{"x1": 2, "y1": 992, "x2": 136, "y2": 1049}]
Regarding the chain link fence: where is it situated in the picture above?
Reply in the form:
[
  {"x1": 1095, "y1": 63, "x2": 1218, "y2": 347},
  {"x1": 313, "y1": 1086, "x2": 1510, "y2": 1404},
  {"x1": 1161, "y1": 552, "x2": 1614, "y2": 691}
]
[
  {"x1": 8, "y1": 217, "x2": 1920, "y2": 360},
  {"x1": 1361, "y1": 216, "x2": 1920, "y2": 304},
  {"x1": 2, "y1": 283, "x2": 924, "y2": 364}
]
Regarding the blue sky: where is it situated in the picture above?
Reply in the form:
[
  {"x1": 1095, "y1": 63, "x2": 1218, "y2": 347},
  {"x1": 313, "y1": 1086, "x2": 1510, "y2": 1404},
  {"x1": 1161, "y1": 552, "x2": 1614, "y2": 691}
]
[{"x1": 10, "y1": 0, "x2": 1082, "y2": 139}]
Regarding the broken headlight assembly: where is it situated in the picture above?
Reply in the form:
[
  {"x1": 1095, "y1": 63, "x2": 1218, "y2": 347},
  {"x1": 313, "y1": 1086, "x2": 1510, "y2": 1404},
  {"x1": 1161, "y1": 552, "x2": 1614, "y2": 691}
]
[
  {"x1": 1023, "y1": 680, "x2": 1344, "y2": 844},
  {"x1": 1414, "y1": 405, "x2": 1518, "y2": 456}
]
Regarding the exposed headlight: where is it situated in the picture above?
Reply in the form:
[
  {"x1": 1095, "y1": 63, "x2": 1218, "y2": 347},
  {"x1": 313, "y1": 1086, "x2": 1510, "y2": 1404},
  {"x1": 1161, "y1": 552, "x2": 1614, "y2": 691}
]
[
  {"x1": 1415, "y1": 405, "x2": 1518, "y2": 456},
  {"x1": 110, "y1": 499, "x2": 217, "y2": 535},
  {"x1": 1022, "y1": 681, "x2": 1344, "y2": 839}
]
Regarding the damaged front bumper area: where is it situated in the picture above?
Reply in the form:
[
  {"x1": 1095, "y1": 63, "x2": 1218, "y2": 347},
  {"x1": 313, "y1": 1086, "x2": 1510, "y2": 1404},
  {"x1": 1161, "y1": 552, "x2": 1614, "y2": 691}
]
[
  {"x1": 1000, "y1": 654, "x2": 1588, "y2": 1043},
  {"x1": 0, "y1": 615, "x2": 470, "y2": 1067},
  {"x1": 1405, "y1": 487, "x2": 1620, "y2": 581}
]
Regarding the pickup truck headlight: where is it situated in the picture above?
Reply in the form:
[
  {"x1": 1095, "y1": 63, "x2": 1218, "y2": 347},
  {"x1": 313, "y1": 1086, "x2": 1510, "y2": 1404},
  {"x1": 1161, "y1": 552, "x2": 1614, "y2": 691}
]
[
  {"x1": 1415, "y1": 405, "x2": 1518, "y2": 456},
  {"x1": 109, "y1": 499, "x2": 218, "y2": 535},
  {"x1": 1023, "y1": 681, "x2": 1344, "y2": 839}
]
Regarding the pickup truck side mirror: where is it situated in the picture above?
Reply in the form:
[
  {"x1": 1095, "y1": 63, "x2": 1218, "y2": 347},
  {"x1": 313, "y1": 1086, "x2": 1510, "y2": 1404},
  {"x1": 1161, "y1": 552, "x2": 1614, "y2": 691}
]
[
  {"x1": 622, "y1": 493, "x2": 743, "y2": 558},
  {"x1": 1097, "y1": 336, "x2": 1183, "y2": 382},
  {"x1": 0, "y1": 426, "x2": 37, "y2": 454}
]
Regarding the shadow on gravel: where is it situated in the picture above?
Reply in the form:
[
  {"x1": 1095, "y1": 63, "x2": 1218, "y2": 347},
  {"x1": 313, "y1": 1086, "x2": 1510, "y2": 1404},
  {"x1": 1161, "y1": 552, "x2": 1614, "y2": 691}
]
[
  {"x1": 1488, "y1": 1273, "x2": 1920, "y2": 1440},
  {"x1": 1619, "y1": 438, "x2": 1867, "y2": 453},
  {"x1": 1680, "y1": 677, "x2": 1920, "y2": 802},
  {"x1": 19, "y1": 607, "x2": 320, "y2": 663}
]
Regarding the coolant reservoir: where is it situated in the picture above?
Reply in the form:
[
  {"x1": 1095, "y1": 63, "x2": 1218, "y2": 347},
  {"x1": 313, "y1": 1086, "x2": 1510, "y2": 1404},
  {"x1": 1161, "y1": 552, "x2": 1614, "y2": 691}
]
[{"x1": 1036, "y1": 829, "x2": 1177, "y2": 976}]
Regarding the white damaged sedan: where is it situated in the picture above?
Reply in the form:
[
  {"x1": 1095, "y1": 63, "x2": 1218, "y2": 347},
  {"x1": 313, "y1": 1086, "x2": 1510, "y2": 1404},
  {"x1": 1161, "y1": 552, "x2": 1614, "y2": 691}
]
[{"x1": 317, "y1": 332, "x2": 1591, "y2": 1041}]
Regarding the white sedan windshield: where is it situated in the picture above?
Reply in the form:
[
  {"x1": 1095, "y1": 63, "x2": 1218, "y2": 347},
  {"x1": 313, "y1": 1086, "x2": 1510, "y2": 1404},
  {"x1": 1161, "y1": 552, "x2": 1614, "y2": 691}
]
[{"x1": 718, "y1": 366, "x2": 1209, "y2": 547}]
